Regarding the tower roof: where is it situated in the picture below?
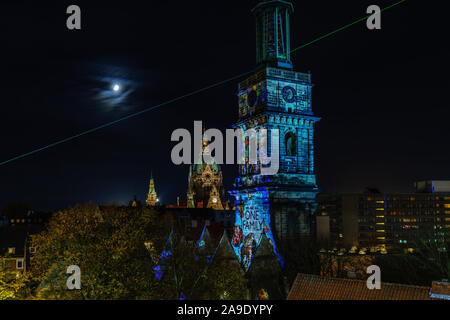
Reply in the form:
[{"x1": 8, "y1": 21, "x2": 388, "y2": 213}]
[
  {"x1": 252, "y1": 0, "x2": 294, "y2": 14},
  {"x1": 252, "y1": 0, "x2": 294, "y2": 69},
  {"x1": 146, "y1": 174, "x2": 158, "y2": 206}
]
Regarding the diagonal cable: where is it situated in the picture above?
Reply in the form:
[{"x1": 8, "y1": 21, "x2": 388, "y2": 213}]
[{"x1": 0, "y1": 0, "x2": 406, "y2": 167}]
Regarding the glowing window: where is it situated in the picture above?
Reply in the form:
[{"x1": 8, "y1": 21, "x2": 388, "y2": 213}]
[{"x1": 16, "y1": 259, "x2": 24, "y2": 270}]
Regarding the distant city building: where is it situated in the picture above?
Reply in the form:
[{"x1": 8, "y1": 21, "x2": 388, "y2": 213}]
[
  {"x1": 415, "y1": 180, "x2": 450, "y2": 193},
  {"x1": 187, "y1": 137, "x2": 226, "y2": 210},
  {"x1": 0, "y1": 210, "x2": 50, "y2": 276},
  {"x1": 317, "y1": 182, "x2": 450, "y2": 251},
  {"x1": 146, "y1": 175, "x2": 158, "y2": 207}
]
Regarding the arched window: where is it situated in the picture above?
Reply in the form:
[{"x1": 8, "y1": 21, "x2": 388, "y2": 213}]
[{"x1": 285, "y1": 132, "x2": 297, "y2": 156}]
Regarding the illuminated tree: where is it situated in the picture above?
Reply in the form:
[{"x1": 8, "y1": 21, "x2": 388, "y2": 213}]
[
  {"x1": 151, "y1": 227, "x2": 247, "y2": 300},
  {"x1": 374, "y1": 228, "x2": 450, "y2": 286},
  {"x1": 2, "y1": 203, "x2": 247, "y2": 300},
  {"x1": 29, "y1": 203, "x2": 160, "y2": 299}
]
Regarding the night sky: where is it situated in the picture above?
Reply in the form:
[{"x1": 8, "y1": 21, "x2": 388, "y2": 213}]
[{"x1": 0, "y1": 0, "x2": 448, "y2": 211}]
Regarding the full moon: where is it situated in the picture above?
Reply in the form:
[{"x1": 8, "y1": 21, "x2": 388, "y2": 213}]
[{"x1": 113, "y1": 84, "x2": 120, "y2": 92}]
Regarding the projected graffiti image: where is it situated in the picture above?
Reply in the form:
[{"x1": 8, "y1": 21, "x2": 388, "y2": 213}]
[{"x1": 231, "y1": 189, "x2": 283, "y2": 271}]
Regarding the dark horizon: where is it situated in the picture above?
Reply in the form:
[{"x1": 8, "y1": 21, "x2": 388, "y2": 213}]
[{"x1": 1, "y1": 0, "x2": 448, "y2": 211}]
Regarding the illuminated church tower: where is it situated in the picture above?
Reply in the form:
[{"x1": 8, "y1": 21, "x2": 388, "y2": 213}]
[
  {"x1": 231, "y1": 0, "x2": 320, "y2": 272},
  {"x1": 187, "y1": 135, "x2": 226, "y2": 210},
  {"x1": 146, "y1": 175, "x2": 158, "y2": 207}
]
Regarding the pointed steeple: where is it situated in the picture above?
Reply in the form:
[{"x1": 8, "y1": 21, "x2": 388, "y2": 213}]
[
  {"x1": 187, "y1": 166, "x2": 196, "y2": 208},
  {"x1": 207, "y1": 185, "x2": 224, "y2": 210},
  {"x1": 187, "y1": 125, "x2": 225, "y2": 209},
  {"x1": 146, "y1": 173, "x2": 158, "y2": 207}
]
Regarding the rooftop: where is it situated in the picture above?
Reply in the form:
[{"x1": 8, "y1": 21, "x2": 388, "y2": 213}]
[{"x1": 287, "y1": 273, "x2": 432, "y2": 300}]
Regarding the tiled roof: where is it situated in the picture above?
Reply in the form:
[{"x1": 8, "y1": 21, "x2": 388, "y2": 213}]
[
  {"x1": 287, "y1": 273, "x2": 431, "y2": 300},
  {"x1": 169, "y1": 220, "x2": 224, "y2": 246}
]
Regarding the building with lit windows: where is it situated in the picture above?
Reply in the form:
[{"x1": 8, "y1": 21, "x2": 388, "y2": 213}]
[{"x1": 317, "y1": 181, "x2": 450, "y2": 252}]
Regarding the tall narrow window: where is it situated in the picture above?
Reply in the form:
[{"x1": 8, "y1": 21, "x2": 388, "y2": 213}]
[{"x1": 285, "y1": 132, "x2": 297, "y2": 156}]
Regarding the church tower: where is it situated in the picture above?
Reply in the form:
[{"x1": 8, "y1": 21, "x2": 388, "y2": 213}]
[
  {"x1": 231, "y1": 0, "x2": 320, "y2": 272},
  {"x1": 187, "y1": 133, "x2": 226, "y2": 210},
  {"x1": 146, "y1": 175, "x2": 158, "y2": 207}
]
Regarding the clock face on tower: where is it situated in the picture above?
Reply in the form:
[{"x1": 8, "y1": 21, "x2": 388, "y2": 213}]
[{"x1": 282, "y1": 86, "x2": 296, "y2": 103}]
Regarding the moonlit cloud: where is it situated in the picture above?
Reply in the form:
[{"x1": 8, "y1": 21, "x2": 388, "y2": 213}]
[{"x1": 85, "y1": 63, "x2": 150, "y2": 113}]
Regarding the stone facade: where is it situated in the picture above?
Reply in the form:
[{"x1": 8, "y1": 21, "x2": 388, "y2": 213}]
[
  {"x1": 232, "y1": 1, "x2": 320, "y2": 241},
  {"x1": 187, "y1": 140, "x2": 226, "y2": 210}
]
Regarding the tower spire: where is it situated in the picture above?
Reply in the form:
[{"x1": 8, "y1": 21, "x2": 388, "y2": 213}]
[
  {"x1": 146, "y1": 174, "x2": 158, "y2": 207},
  {"x1": 253, "y1": 0, "x2": 294, "y2": 70}
]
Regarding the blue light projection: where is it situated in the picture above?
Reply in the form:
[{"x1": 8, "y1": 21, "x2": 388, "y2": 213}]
[
  {"x1": 197, "y1": 225, "x2": 207, "y2": 250},
  {"x1": 230, "y1": 188, "x2": 283, "y2": 271},
  {"x1": 153, "y1": 230, "x2": 173, "y2": 281},
  {"x1": 196, "y1": 224, "x2": 217, "y2": 265}
]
